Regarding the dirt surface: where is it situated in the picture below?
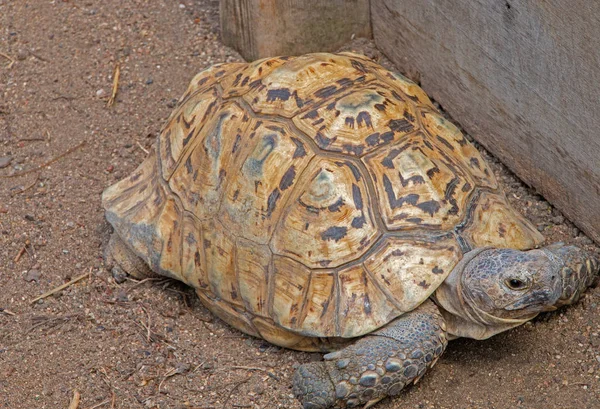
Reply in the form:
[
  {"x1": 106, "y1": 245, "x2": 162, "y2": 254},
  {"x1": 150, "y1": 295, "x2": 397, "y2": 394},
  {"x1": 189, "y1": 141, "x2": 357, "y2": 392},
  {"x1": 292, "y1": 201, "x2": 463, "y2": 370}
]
[{"x1": 1, "y1": 1, "x2": 599, "y2": 409}]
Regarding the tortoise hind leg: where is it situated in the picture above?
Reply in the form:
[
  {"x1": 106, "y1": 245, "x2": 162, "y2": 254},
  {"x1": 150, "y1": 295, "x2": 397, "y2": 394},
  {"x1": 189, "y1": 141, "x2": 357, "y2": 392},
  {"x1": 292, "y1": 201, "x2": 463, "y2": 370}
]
[{"x1": 105, "y1": 233, "x2": 158, "y2": 282}]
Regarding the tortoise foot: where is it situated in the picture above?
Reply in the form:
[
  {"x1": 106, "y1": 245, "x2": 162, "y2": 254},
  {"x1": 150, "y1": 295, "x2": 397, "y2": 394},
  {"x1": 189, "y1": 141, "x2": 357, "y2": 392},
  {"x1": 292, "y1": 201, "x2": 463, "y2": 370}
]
[
  {"x1": 105, "y1": 233, "x2": 157, "y2": 281},
  {"x1": 293, "y1": 301, "x2": 448, "y2": 409}
]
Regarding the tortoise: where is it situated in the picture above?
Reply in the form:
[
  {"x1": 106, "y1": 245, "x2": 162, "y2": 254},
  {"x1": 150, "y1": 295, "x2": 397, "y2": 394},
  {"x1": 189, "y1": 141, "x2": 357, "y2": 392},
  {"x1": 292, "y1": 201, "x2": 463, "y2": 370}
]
[{"x1": 102, "y1": 52, "x2": 599, "y2": 408}]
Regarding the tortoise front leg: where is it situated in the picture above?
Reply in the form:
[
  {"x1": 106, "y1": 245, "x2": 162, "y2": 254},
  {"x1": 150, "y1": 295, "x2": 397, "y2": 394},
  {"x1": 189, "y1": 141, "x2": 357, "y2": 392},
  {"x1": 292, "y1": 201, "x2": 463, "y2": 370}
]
[{"x1": 293, "y1": 300, "x2": 448, "y2": 409}]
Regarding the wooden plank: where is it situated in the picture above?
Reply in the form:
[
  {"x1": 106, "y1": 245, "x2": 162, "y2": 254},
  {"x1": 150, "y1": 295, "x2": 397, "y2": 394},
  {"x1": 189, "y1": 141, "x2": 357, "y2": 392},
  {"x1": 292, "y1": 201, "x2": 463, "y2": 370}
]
[
  {"x1": 372, "y1": 0, "x2": 600, "y2": 243},
  {"x1": 220, "y1": 0, "x2": 371, "y2": 61}
]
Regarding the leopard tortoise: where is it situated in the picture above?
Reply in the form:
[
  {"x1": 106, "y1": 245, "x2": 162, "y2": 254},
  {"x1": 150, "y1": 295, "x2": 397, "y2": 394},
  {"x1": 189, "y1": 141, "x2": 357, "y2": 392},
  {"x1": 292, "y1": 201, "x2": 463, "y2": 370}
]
[{"x1": 102, "y1": 52, "x2": 598, "y2": 408}]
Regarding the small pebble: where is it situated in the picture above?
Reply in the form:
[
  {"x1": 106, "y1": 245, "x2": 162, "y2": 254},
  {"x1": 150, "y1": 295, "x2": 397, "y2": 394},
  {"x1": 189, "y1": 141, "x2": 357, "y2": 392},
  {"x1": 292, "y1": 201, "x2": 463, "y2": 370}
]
[
  {"x1": 145, "y1": 78, "x2": 153, "y2": 85},
  {"x1": 96, "y1": 89, "x2": 107, "y2": 98},
  {"x1": 0, "y1": 156, "x2": 12, "y2": 169},
  {"x1": 24, "y1": 269, "x2": 41, "y2": 282}
]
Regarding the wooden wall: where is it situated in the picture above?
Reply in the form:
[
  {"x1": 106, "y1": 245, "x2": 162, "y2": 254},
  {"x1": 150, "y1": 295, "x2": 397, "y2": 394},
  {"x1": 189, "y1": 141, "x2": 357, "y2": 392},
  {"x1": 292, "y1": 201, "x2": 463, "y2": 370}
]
[
  {"x1": 372, "y1": 0, "x2": 600, "y2": 243},
  {"x1": 221, "y1": 0, "x2": 372, "y2": 61}
]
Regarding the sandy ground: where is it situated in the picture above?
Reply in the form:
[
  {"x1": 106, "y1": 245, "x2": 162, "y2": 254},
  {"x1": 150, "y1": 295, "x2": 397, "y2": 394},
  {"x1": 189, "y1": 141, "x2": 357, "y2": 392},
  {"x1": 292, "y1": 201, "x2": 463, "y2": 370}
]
[{"x1": 1, "y1": 1, "x2": 599, "y2": 408}]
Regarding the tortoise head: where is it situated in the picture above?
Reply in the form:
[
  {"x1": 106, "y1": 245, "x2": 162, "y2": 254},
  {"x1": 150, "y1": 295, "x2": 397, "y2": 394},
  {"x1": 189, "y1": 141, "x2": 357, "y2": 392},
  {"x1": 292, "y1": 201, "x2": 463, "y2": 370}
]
[{"x1": 434, "y1": 244, "x2": 599, "y2": 339}]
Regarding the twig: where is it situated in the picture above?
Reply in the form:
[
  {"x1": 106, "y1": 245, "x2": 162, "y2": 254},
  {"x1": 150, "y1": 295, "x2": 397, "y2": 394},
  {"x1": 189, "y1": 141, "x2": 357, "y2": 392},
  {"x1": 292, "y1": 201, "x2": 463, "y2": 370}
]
[
  {"x1": 27, "y1": 313, "x2": 81, "y2": 333},
  {"x1": 110, "y1": 392, "x2": 116, "y2": 409},
  {"x1": 141, "y1": 305, "x2": 151, "y2": 343},
  {"x1": 68, "y1": 390, "x2": 81, "y2": 409},
  {"x1": 126, "y1": 277, "x2": 165, "y2": 291},
  {"x1": 222, "y1": 376, "x2": 251, "y2": 409},
  {"x1": 14, "y1": 239, "x2": 30, "y2": 263},
  {"x1": 17, "y1": 137, "x2": 46, "y2": 142},
  {"x1": 227, "y1": 366, "x2": 271, "y2": 373},
  {"x1": 136, "y1": 141, "x2": 149, "y2": 155},
  {"x1": 84, "y1": 400, "x2": 110, "y2": 409},
  {"x1": 30, "y1": 272, "x2": 89, "y2": 304},
  {"x1": 157, "y1": 367, "x2": 179, "y2": 393},
  {"x1": 0, "y1": 308, "x2": 16, "y2": 316},
  {"x1": 11, "y1": 175, "x2": 38, "y2": 196},
  {"x1": 107, "y1": 64, "x2": 120, "y2": 107},
  {"x1": 1, "y1": 141, "x2": 86, "y2": 178},
  {"x1": 0, "y1": 52, "x2": 14, "y2": 69}
]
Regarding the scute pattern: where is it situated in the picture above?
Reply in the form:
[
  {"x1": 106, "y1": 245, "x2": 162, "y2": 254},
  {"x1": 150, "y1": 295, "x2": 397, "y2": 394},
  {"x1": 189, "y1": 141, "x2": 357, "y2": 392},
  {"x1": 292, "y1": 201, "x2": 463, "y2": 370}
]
[
  {"x1": 420, "y1": 111, "x2": 497, "y2": 190},
  {"x1": 168, "y1": 101, "x2": 253, "y2": 219},
  {"x1": 293, "y1": 83, "x2": 418, "y2": 156},
  {"x1": 271, "y1": 158, "x2": 379, "y2": 269},
  {"x1": 363, "y1": 236, "x2": 461, "y2": 313},
  {"x1": 459, "y1": 191, "x2": 544, "y2": 250},
  {"x1": 219, "y1": 121, "x2": 314, "y2": 244},
  {"x1": 364, "y1": 132, "x2": 475, "y2": 231},
  {"x1": 159, "y1": 87, "x2": 220, "y2": 180},
  {"x1": 337, "y1": 264, "x2": 399, "y2": 338},
  {"x1": 242, "y1": 53, "x2": 378, "y2": 118}
]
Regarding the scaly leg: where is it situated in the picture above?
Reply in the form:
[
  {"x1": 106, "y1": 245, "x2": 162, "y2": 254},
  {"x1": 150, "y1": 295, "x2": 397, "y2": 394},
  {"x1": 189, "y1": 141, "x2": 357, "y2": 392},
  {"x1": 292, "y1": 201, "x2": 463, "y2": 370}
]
[
  {"x1": 293, "y1": 300, "x2": 448, "y2": 408},
  {"x1": 105, "y1": 233, "x2": 158, "y2": 282}
]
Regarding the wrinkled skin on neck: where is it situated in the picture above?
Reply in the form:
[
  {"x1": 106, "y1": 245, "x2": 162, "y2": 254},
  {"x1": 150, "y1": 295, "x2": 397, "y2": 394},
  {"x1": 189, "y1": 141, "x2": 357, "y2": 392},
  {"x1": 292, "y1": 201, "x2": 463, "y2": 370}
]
[{"x1": 434, "y1": 244, "x2": 598, "y2": 340}]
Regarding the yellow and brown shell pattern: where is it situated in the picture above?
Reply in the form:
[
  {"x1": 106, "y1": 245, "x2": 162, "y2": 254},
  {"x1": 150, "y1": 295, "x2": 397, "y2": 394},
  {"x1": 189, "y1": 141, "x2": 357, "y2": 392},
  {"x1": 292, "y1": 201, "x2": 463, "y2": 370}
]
[{"x1": 102, "y1": 53, "x2": 543, "y2": 350}]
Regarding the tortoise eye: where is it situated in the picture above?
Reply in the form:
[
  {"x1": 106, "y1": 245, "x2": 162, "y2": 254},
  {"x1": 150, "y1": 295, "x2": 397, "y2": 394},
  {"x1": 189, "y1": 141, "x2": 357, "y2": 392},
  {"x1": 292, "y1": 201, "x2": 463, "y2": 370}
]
[{"x1": 507, "y1": 278, "x2": 527, "y2": 290}]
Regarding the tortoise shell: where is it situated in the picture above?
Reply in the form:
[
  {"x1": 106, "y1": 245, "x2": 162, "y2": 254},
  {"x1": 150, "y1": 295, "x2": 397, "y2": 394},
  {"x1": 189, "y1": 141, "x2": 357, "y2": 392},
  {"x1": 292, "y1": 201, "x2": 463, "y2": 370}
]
[{"x1": 102, "y1": 52, "x2": 543, "y2": 348}]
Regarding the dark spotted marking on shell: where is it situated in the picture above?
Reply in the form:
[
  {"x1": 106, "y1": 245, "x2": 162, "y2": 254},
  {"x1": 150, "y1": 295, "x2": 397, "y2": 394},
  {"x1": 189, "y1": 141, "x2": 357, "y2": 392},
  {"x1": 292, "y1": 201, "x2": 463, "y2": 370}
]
[
  {"x1": 184, "y1": 156, "x2": 193, "y2": 174},
  {"x1": 399, "y1": 172, "x2": 425, "y2": 187},
  {"x1": 327, "y1": 198, "x2": 345, "y2": 212},
  {"x1": 336, "y1": 77, "x2": 353, "y2": 87},
  {"x1": 185, "y1": 232, "x2": 197, "y2": 245},
  {"x1": 279, "y1": 166, "x2": 296, "y2": 191},
  {"x1": 351, "y1": 184, "x2": 363, "y2": 210},
  {"x1": 182, "y1": 129, "x2": 194, "y2": 146},
  {"x1": 321, "y1": 226, "x2": 347, "y2": 242},
  {"x1": 302, "y1": 109, "x2": 319, "y2": 119},
  {"x1": 436, "y1": 135, "x2": 455, "y2": 151},
  {"x1": 290, "y1": 137, "x2": 307, "y2": 158},
  {"x1": 381, "y1": 149, "x2": 401, "y2": 169},
  {"x1": 351, "y1": 215, "x2": 366, "y2": 228},
  {"x1": 343, "y1": 161, "x2": 362, "y2": 181},
  {"x1": 416, "y1": 200, "x2": 441, "y2": 216},
  {"x1": 383, "y1": 175, "x2": 420, "y2": 209},
  {"x1": 231, "y1": 134, "x2": 242, "y2": 154},
  {"x1": 314, "y1": 85, "x2": 338, "y2": 99},
  {"x1": 426, "y1": 166, "x2": 440, "y2": 179},
  {"x1": 470, "y1": 157, "x2": 481, "y2": 169},
  {"x1": 356, "y1": 111, "x2": 373, "y2": 128},
  {"x1": 388, "y1": 118, "x2": 414, "y2": 133},
  {"x1": 345, "y1": 117, "x2": 355, "y2": 129},
  {"x1": 315, "y1": 132, "x2": 334, "y2": 148},
  {"x1": 248, "y1": 79, "x2": 262, "y2": 89},
  {"x1": 350, "y1": 59, "x2": 368, "y2": 73},
  {"x1": 343, "y1": 144, "x2": 364, "y2": 156},
  {"x1": 445, "y1": 177, "x2": 460, "y2": 200},
  {"x1": 266, "y1": 189, "x2": 281, "y2": 218}
]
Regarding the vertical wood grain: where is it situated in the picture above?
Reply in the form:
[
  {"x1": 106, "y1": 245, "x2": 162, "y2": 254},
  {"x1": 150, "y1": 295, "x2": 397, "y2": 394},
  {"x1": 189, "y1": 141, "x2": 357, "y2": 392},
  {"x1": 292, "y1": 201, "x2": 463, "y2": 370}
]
[{"x1": 221, "y1": 0, "x2": 372, "y2": 61}]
